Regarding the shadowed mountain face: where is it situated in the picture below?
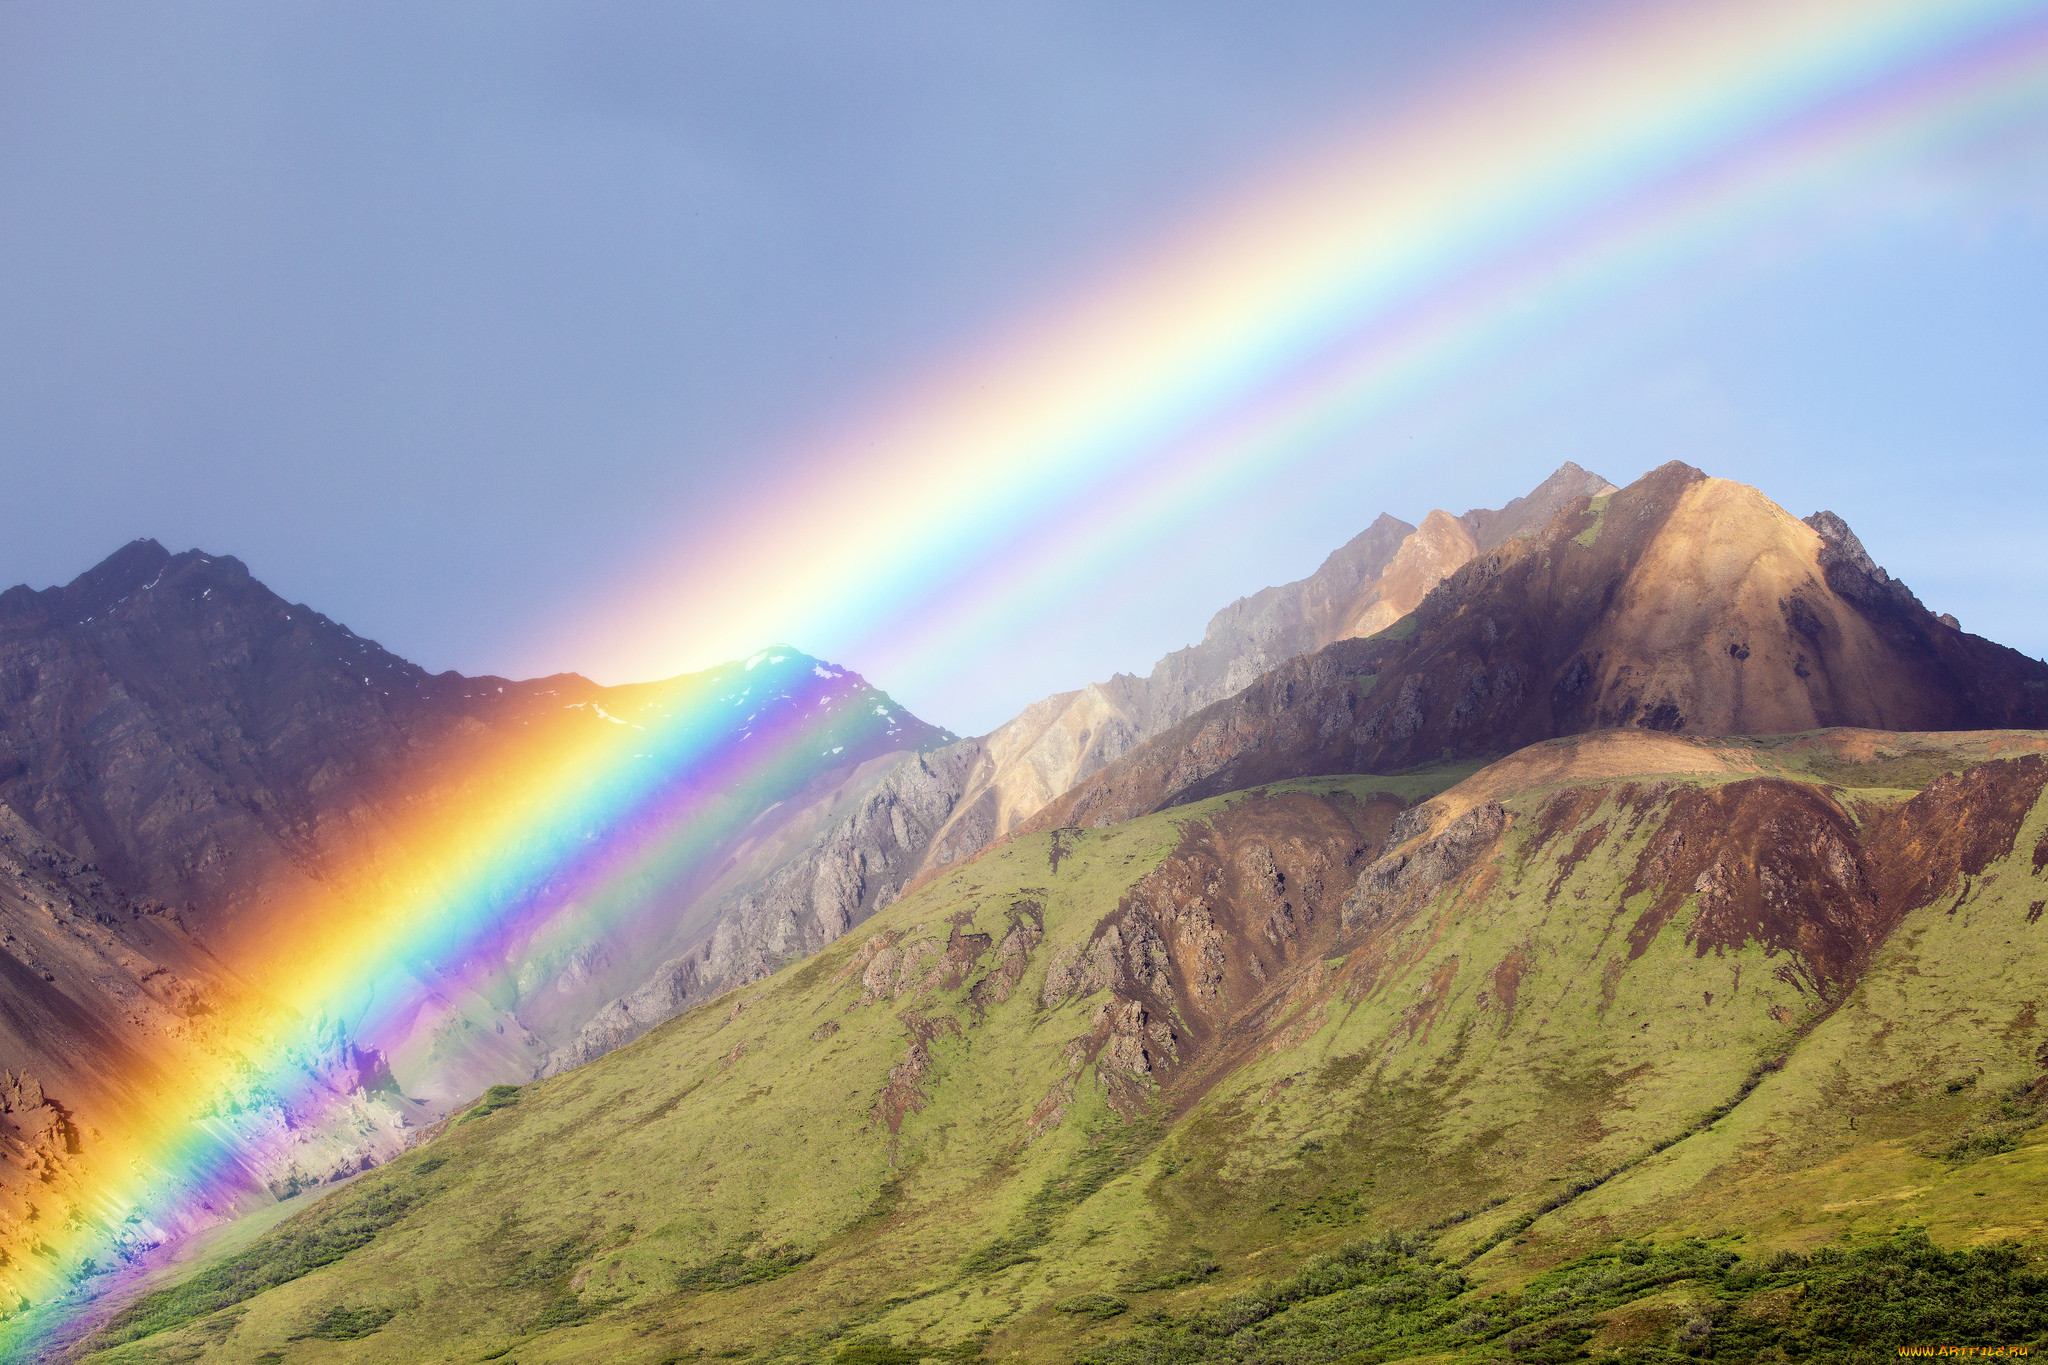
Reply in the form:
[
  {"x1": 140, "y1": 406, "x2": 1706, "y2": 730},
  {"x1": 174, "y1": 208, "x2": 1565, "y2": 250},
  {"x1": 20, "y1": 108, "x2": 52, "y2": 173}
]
[
  {"x1": 1027, "y1": 463, "x2": 2048, "y2": 832},
  {"x1": 0, "y1": 541, "x2": 950, "y2": 1136},
  {"x1": 911, "y1": 461, "x2": 1619, "y2": 856}
]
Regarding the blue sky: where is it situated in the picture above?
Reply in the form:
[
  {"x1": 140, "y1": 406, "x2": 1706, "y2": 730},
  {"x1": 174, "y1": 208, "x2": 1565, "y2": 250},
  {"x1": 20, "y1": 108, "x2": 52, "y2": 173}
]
[{"x1": 3, "y1": 2, "x2": 2044, "y2": 734}]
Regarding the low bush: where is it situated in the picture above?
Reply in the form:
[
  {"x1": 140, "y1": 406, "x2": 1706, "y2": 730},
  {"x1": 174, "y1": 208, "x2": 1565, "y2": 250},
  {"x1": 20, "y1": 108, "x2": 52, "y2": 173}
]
[{"x1": 1080, "y1": 1229, "x2": 2048, "y2": 1363}]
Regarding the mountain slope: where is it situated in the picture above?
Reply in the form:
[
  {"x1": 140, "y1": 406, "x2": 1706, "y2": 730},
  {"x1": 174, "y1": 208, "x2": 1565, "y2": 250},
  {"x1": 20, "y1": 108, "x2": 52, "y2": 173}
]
[
  {"x1": 0, "y1": 543, "x2": 952, "y2": 1226},
  {"x1": 552, "y1": 465, "x2": 1616, "y2": 1068},
  {"x1": 68, "y1": 727, "x2": 2048, "y2": 1363},
  {"x1": 1028, "y1": 463, "x2": 2048, "y2": 832}
]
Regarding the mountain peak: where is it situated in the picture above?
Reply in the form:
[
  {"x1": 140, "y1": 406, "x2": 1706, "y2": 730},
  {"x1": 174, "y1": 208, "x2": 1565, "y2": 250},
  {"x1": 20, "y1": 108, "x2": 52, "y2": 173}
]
[{"x1": 1457, "y1": 461, "x2": 1616, "y2": 551}]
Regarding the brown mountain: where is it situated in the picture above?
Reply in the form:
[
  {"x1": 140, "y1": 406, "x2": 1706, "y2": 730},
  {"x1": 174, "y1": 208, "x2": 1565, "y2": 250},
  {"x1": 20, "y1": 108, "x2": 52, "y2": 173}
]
[{"x1": 1026, "y1": 462, "x2": 2048, "y2": 832}]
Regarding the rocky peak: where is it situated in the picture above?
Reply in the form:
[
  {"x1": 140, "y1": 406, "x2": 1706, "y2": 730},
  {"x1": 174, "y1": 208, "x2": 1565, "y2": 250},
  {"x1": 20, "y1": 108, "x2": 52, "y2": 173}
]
[
  {"x1": 1457, "y1": 460, "x2": 1618, "y2": 551},
  {"x1": 1804, "y1": 509, "x2": 1922, "y2": 614}
]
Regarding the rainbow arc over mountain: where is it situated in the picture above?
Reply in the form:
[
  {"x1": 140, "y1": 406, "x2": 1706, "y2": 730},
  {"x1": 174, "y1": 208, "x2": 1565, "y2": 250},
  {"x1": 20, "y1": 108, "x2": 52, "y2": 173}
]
[{"x1": 11, "y1": 0, "x2": 2048, "y2": 1351}]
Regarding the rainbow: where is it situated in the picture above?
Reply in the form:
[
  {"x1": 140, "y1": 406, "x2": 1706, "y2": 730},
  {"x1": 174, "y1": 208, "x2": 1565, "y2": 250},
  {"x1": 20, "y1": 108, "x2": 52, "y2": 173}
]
[
  {"x1": 11, "y1": 0, "x2": 2048, "y2": 1353},
  {"x1": 556, "y1": 0, "x2": 2048, "y2": 707},
  {"x1": 1, "y1": 655, "x2": 915, "y2": 1352}
]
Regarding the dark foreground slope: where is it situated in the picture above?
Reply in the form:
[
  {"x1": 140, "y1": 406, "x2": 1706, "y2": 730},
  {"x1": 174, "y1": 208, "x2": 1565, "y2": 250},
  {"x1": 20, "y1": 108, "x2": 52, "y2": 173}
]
[
  {"x1": 1026, "y1": 465, "x2": 2048, "y2": 832},
  {"x1": 69, "y1": 727, "x2": 2048, "y2": 1364}
]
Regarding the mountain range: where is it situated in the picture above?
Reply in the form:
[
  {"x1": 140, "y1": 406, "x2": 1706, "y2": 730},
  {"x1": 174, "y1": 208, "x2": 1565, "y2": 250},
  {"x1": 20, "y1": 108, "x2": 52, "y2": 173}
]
[{"x1": 5, "y1": 461, "x2": 2048, "y2": 1362}]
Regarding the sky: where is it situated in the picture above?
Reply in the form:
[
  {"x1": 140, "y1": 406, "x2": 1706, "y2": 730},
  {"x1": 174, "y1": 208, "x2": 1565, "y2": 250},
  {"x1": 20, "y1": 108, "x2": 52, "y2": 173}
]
[{"x1": 2, "y1": 1, "x2": 2045, "y2": 736}]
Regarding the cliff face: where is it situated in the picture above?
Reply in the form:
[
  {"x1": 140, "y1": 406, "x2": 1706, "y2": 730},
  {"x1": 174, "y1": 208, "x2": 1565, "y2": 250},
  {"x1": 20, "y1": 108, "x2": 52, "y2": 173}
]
[
  {"x1": 546, "y1": 741, "x2": 990, "y2": 1071},
  {"x1": 0, "y1": 800, "x2": 416, "y2": 1257},
  {"x1": 1027, "y1": 465, "x2": 2048, "y2": 832},
  {"x1": 553, "y1": 465, "x2": 1617, "y2": 1067}
]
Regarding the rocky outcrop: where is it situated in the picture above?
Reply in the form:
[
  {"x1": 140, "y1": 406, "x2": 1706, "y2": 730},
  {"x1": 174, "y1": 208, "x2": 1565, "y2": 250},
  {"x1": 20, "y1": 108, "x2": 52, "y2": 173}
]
[
  {"x1": 1804, "y1": 510, "x2": 1922, "y2": 615},
  {"x1": 1033, "y1": 790, "x2": 1406, "y2": 1117},
  {"x1": 1340, "y1": 801, "x2": 1508, "y2": 936},
  {"x1": 544, "y1": 742, "x2": 987, "y2": 1071}
]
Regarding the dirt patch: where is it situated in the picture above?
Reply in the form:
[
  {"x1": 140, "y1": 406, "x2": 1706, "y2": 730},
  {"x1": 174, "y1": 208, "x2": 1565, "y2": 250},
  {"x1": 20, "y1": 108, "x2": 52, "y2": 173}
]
[
  {"x1": 1048, "y1": 828, "x2": 1080, "y2": 874},
  {"x1": 872, "y1": 1008, "x2": 963, "y2": 1135},
  {"x1": 1622, "y1": 780, "x2": 1876, "y2": 992},
  {"x1": 1547, "y1": 822, "x2": 1610, "y2": 905},
  {"x1": 1491, "y1": 948, "x2": 1530, "y2": 1031},
  {"x1": 1614, "y1": 757, "x2": 2048, "y2": 999},
  {"x1": 1046, "y1": 790, "x2": 1401, "y2": 1118},
  {"x1": 1402, "y1": 957, "x2": 1461, "y2": 1042},
  {"x1": 1532, "y1": 788, "x2": 1601, "y2": 853},
  {"x1": 1866, "y1": 756, "x2": 2048, "y2": 919}
]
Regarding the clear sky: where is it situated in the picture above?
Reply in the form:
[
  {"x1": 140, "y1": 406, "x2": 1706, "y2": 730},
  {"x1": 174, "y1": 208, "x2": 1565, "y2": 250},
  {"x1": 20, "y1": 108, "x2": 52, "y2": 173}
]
[{"x1": 3, "y1": 1, "x2": 2045, "y2": 735}]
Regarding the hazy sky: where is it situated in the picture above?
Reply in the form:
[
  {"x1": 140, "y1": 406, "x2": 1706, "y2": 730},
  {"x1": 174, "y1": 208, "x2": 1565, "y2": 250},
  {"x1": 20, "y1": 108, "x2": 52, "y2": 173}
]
[{"x1": 4, "y1": 2, "x2": 2046, "y2": 734}]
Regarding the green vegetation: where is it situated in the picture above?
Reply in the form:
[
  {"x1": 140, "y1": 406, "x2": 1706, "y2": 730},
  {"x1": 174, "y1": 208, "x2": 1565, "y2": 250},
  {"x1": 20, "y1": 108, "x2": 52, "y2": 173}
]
[
  {"x1": 1936, "y1": 1082, "x2": 2047, "y2": 1164},
  {"x1": 961, "y1": 1119, "x2": 1157, "y2": 1275},
  {"x1": 292, "y1": 1304, "x2": 395, "y2": 1341},
  {"x1": 1367, "y1": 613, "x2": 1419, "y2": 642},
  {"x1": 1084, "y1": 1230, "x2": 2048, "y2": 1364},
  {"x1": 1572, "y1": 493, "x2": 1612, "y2": 548},
  {"x1": 93, "y1": 1173, "x2": 433, "y2": 1348},
  {"x1": 463, "y1": 1081, "x2": 524, "y2": 1121},
  {"x1": 67, "y1": 731, "x2": 2048, "y2": 1365},
  {"x1": 674, "y1": 1243, "x2": 814, "y2": 1290}
]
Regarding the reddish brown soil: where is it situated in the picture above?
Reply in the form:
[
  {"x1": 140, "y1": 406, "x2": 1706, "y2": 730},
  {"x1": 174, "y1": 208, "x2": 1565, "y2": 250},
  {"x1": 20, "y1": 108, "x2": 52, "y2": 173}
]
[
  {"x1": 1621, "y1": 780, "x2": 1875, "y2": 993},
  {"x1": 1614, "y1": 756, "x2": 2048, "y2": 998},
  {"x1": 1043, "y1": 790, "x2": 1401, "y2": 1116}
]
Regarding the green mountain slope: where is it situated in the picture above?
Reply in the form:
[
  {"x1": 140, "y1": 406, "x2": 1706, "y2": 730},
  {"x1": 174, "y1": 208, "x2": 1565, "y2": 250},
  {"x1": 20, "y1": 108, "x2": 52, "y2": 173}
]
[{"x1": 74, "y1": 729, "x2": 2048, "y2": 1365}]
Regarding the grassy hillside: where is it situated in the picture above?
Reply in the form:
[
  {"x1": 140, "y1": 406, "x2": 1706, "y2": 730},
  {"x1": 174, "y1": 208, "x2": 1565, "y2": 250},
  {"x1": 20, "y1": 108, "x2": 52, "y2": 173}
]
[{"x1": 68, "y1": 731, "x2": 2048, "y2": 1364}]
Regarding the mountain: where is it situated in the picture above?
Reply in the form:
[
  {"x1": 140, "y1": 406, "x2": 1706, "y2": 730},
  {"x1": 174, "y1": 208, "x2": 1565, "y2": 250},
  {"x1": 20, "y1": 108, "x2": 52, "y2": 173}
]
[
  {"x1": 551, "y1": 463, "x2": 1617, "y2": 1069},
  {"x1": 1027, "y1": 462, "x2": 2048, "y2": 831},
  {"x1": 913, "y1": 461, "x2": 1618, "y2": 858},
  {"x1": 0, "y1": 542, "x2": 951, "y2": 1199},
  {"x1": 22, "y1": 461, "x2": 2048, "y2": 1361},
  {"x1": 72, "y1": 724, "x2": 2048, "y2": 1363}
]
